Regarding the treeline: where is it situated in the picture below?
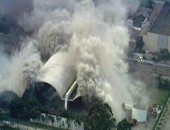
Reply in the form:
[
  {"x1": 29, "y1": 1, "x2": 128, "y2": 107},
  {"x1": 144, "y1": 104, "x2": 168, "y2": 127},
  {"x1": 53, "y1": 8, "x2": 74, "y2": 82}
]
[
  {"x1": 9, "y1": 97, "x2": 47, "y2": 120},
  {"x1": 9, "y1": 98, "x2": 117, "y2": 130}
]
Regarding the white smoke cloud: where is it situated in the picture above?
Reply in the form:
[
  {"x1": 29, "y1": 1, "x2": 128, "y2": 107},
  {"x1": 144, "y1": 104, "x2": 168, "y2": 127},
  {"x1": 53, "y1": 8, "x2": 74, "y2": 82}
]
[
  {"x1": 18, "y1": 0, "x2": 75, "y2": 32},
  {"x1": 0, "y1": 42, "x2": 42, "y2": 96},
  {"x1": 37, "y1": 21, "x2": 73, "y2": 59},
  {"x1": 125, "y1": 0, "x2": 140, "y2": 13},
  {"x1": 22, "y1": 53, "x2": 42, "y2": 82},
  {"x1": 68, "y1": 0, "x2": 148, "y2": 121},
  {"x1": 0, "y1": 0, "x2": 148, "y2": 122}
]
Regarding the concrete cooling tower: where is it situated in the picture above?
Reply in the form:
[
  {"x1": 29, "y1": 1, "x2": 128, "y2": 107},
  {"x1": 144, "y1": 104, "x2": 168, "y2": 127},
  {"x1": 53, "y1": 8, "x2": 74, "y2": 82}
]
[
  {"x1": 33, "y1": 52, "x2": 85, "y2": 111},
  {"x1": 37, "y1": 52, "x2": 76, "y2": 99},
  {"x1": 132, "y1": 106, "x2": 148, "y2": 122}
]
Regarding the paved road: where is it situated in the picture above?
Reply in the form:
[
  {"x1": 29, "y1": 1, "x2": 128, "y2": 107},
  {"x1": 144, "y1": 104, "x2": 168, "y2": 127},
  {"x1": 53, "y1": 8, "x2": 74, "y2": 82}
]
[{"x1": 129, "y1": 60, "x2": 170, "y2": 77}]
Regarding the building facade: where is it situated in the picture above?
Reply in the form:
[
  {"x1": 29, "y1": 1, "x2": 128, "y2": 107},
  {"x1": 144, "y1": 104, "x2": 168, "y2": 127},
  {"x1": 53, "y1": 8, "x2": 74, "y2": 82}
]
[
  {"x1": 143, "y1": 32, "x2": 170, "y2": 52},
  {"x1": 143, "y1": 2, "x2": 170, "y2": 52}
]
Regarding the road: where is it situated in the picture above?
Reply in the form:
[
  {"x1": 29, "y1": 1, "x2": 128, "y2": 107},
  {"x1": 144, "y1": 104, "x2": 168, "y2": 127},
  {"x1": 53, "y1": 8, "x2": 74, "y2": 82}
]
[
  {"x1": 129, "y1": 59, "x2": 170, "y2": 130},
  {"x1": 129, "y1": 59, "x2": 170, "y2": 77}
]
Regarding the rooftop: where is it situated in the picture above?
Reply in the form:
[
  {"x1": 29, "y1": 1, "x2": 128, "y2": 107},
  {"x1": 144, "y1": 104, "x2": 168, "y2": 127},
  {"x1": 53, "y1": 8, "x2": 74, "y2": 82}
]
[
  {"x1": 150, "y1": 2, "x2": 170, "y2": 36},
  {"x1": 133, "y1": 7, "x2": 152, "y2": 28},
  {"x1": 135, "y1": 7, "x2": 152, "y2": 19}
]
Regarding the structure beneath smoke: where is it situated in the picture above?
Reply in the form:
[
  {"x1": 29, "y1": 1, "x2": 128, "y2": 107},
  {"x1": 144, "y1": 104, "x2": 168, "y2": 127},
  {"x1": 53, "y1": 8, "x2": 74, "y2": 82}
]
[
  {"x1": 36, "y1": 52, "x2": 82, "y2": 110},
  {"x1": 0, "y1": 0, "x2": 149, "y2": 122}
]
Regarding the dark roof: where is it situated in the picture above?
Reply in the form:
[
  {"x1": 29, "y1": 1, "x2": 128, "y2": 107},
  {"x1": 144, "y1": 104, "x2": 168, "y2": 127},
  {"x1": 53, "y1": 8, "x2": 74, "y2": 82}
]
[
  {"x1": 133, "y1": 15, "x2": 145, "y2": 28},
  {"x1": 135, "y1": 7, "x2": 152, "y2": 19},
  {"x1": 133, "y1": 7, "x2": 152, "y2": 28},
  {"x1": 150, "y1": 2, "x2": 170, "y2": 36}
]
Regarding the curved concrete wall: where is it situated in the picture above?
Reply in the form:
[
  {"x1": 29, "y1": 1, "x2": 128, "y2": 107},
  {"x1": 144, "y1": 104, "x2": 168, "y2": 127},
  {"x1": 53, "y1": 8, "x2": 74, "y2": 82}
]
[{"x1": 37, "y1": 52, "x2": 76, "y2": 98}]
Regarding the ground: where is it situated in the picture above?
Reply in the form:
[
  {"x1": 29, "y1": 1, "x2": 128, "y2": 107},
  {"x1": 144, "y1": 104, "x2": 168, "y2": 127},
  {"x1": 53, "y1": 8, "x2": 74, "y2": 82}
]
[
  {"x1": 129, "y1": 61, "x2": 170, "y2": 130},
  {"x1": 0, "y1": 115, "x2": 66, "y2": 130},
  {"x1": 132, "y1": 90, "x2": 169, "y2": 130}
]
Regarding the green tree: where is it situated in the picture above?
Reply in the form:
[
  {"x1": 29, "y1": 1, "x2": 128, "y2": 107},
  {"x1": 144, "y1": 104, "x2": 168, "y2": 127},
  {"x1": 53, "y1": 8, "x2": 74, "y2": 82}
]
[
  {"x1": 86, "y1": 101, "x2": 116, "y2": 130},
  {"x1": 158, "y1": 48, "x2": 170, "y2": 61},
  {"x1": 158, "y1": 75, "x2": 170, "y2": 91},
  {"x1": 140, "y1": 0, "x2": 152, "y2": 8},
  {"x1": 135, "y1": 36, "x2": 144, "y2": 53},
  {"x1": 117, "y1": 119, "x2": 131, "y2": 130},
  {"x1": 9, "y1": 98, "x2": 43, "y2": 120},
  {"x1": 9, "y1": 97, "x2": 25, "y2": 119}
]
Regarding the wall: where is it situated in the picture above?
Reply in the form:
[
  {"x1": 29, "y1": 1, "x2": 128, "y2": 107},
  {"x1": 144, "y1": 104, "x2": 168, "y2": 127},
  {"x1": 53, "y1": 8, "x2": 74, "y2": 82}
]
[
  {"x1": 143, "y1": 32, "x2": 158, "y2": 52},
  {"x1": 157, "y1": 34, "x2": 168, "y2": 51},
  {"x1": 143, "y1": 32, "x2": 170, "y2": 52},
  {"x1": 167, "y1": 36, "x2": 170, "y2": 52},
  {"x1": 30, "y1": 113, "x2": 84, "y2": 130}
]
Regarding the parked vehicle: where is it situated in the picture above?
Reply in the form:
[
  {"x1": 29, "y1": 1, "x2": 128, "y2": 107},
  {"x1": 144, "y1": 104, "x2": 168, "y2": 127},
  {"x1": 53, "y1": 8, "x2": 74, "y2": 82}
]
[{"x1": 129, "y1": 119, "x2": 137, "y2": 126}]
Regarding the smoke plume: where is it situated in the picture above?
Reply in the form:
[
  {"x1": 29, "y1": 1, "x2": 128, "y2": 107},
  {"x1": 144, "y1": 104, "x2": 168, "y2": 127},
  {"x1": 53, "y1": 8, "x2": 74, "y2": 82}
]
[
  {"x1": 0, "y1": 0, "x2": 148, "y2": 121},
  {"x1": 0, "y1": 42, "x2": 42, "y2": 96}
]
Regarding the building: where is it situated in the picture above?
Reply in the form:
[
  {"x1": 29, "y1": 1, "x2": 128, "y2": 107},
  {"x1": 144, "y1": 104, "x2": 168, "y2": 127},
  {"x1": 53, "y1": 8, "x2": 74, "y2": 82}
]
[
  {"x1": 143, "y1": 2, "x2": 170, "y2": 52},
  {"x1": 133, "y1": 7, "x2": 152, "y2": 28},
  {"x1": 23, "y1": 52, "x2": 85, "y2": 112}
]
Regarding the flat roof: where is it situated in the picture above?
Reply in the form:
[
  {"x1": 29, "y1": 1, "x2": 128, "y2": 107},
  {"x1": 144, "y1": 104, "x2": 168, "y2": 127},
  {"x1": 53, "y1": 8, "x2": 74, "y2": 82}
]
[{"x1": 150, "y1": 2, "x2": 170, "y2": 36}]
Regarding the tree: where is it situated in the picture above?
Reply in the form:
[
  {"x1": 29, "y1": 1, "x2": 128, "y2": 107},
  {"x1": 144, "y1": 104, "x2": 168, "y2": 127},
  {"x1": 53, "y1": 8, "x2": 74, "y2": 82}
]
[
  {"x1": 157, "y1": 75, "x2": 170, "y2": 91},
  {"x1": 158, "y1": 48, "x2": 170, "y2": 61},
  {"x1": 9, "y1": 98, "x2": 43, "y2": 120},
  {"x1": 135, "y1": 36, "x2": 144, "y2": 53},
  {"x1": 86, "y1": 101, "x2": 116, "y2": 130},
  {"x1": 9, "y1": 97, "x2": 25, "y2": 119},
  {"x1": 117, "y1": 119, "x2": 131, "y2": 130},
  {"x1": 140, "y1": 0, "x2": 152, "y2": 8}
]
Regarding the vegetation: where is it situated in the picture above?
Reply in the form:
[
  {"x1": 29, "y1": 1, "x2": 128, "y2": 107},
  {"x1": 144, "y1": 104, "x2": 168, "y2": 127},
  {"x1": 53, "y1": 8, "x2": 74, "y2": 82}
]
[
  {"x1": 57, "y1": 101, "x2": 116, "y2": 130},
  {"x1": 155, "y1": 90, "x2": 169, "y2": 106},
  {"x1": 117, "y1": 119, "x2": 131, "y2": 130},
  {"x1": 158, "y1": 48, "x2": 170, "y2": 61},
  {"x1": 135, "y1": 36, "x2": 144, "y2": 53},
  {"x1": 152, "y1": 56, "x2": 160, "y2": 62},
  {"x1": 140, "y1": 0, "x2": 152, "y2": 8},
  {"x1": 86, "y1": 101, "x2": 116, "y2": 130},
  {"x1": 57, "y1": 108, "x2": 85, "y2": 126},
  {"x1": 152, "y1": 93, "x2": 170, "y2": 130},
  {"x1": 0, "y1": 126, "x2": 19, "y2": 130},
  {"x1": 8, "y1": 96, "x2": 116, "y2": 130},
  {"x1": 157, "y1": 75, "x2": 170, "y2": 91},
  {"x1": 9, "y1": 97, "x2": 47, "y2": 120}
]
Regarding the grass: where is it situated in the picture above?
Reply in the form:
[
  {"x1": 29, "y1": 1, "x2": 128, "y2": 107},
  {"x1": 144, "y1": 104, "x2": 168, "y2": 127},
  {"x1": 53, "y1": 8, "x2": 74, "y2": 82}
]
[
  {"x1": 152, "y1": 91, "x2": 170, "y2": 130},
  {"x1": 0, "y1": 126, "x2": 19, "y2": 130},
  {"x1": 154, "y1": 90, "x2": 169, "y2": 105},
  {"x1": 0, "y1": 113, "x2": 11, "y2": 121}
]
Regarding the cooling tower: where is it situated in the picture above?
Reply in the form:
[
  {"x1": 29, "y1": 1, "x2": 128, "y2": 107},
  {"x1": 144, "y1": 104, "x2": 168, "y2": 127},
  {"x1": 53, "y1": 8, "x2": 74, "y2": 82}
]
[
  {"x1": 132, "y1": 106, "x2": 148, "y2": 122},
  {"x1": 37, "y1": 52, "x2": 76, "y2": 98}
]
